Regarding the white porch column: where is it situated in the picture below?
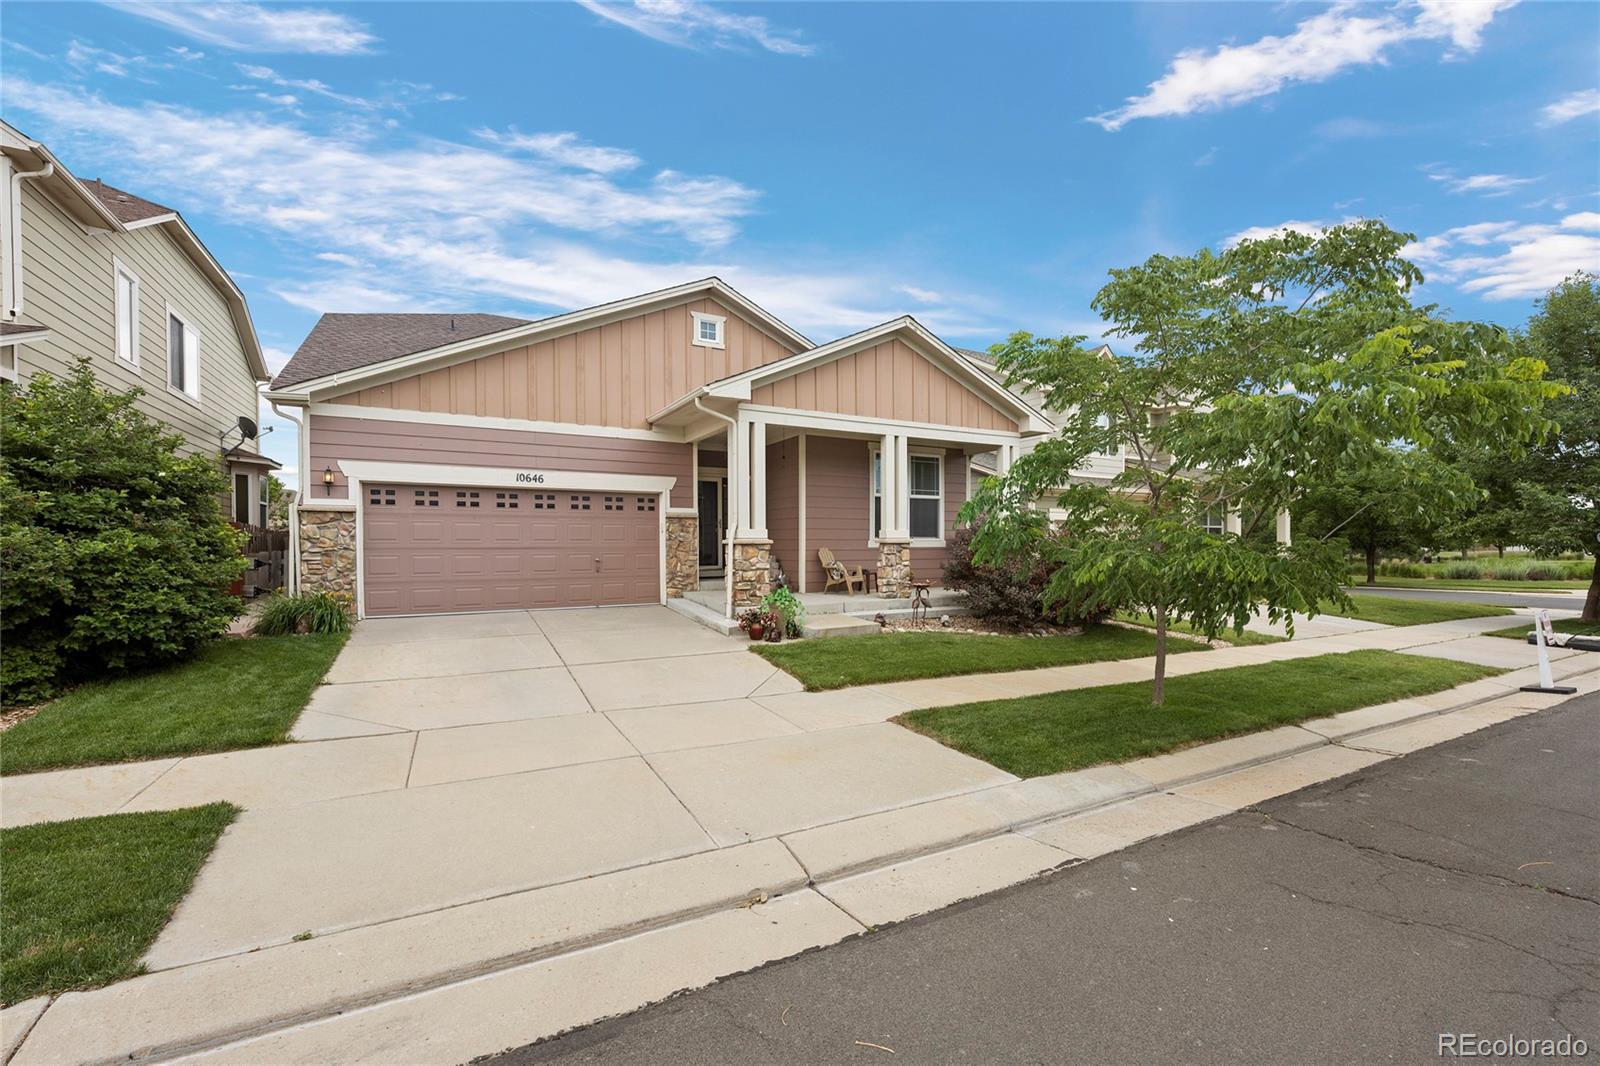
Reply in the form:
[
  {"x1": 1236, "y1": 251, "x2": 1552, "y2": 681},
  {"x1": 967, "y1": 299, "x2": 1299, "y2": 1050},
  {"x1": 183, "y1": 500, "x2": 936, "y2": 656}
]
[
  {"x1": 1225, "y1": 506, "x2": 1242, "y2": 536},
  {"x1": 749, "y1": 417, "x2": 768, "y2": 539},
  {"x1": 1275, "y1": 508, "x2": 1292, "y2": 546},
  {"x1": 877, "y1": 433, "x2": 897, "y2": 539},
  {"x1": 733, "y1": 413, "x2": 752, "y2": 538},
  {"x1": 892, "y1": 432, "x2": 910, "y2": 538},
  {"x1": 995, "y1": 443, "x2": 1014, "y2": 477}
]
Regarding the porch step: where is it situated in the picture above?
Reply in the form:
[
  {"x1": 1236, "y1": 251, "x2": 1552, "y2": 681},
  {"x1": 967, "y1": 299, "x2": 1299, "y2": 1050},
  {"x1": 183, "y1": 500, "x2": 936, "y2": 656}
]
[
  {"x1": 804, "y1": 590, "x2": 966, "y2": 616},
  {"x1": 665, "y1": 594, "x2": 739, "y2": 636},
  {"x1": 802, "y1": 614, "x2": 882, "y2": 639}
]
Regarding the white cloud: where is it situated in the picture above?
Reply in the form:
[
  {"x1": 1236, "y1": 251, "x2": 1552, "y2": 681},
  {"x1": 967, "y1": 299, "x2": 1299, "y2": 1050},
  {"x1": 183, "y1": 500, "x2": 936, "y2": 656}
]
[
  {"x1": 256, "y1": 92, "x2": 299, "y2": 108},
  {"x1": 1091, "y1": 2, "x2": 1517, "y2": 131},
  {"x1": 894, "y1": 284, "x2": 942, "y2": 304},
  {"x1": 576, "y1": 0, "x2": 815, "y2": 56},
  {"x1": 474, "y1": 129, "x2": 641, "y2": 174},
  {"x1": 1401, "y1": 213, "x2": 1600, "y2": 299},
  {"x1": 236, "y1": 63, "x2": 372, "y2": 107},
  {"x1": 1541, "y1": 88, "x2": 1600, "y2": 126},
  {"x1": 1428, "y1": 171, "x2": 1538, "y2": 196},
  {"x1": 3, "y1": 77, "x2": 991, "y2": 342},
  {"x1": 112, "y1": 1, "x2": 376, "y2": 55},
  {"x1": 1193, "y1": 146, "x2": 1219, "y2": 167},
  {"x1": 169, "y1": 45, "x2": 205, "y2": 61},
  {"x1": 1221, "y1": 219, "x2": 1335, "y2": 249},
  {"x1": 66, "y1": 39, "x2": 162, "y2": 78}
]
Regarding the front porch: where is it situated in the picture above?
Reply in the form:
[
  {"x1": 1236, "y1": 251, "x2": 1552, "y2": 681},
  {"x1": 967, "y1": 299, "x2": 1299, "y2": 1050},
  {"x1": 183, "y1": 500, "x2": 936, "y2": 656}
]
[{"x1": 674, "y1": 579, "x2": 970, "y2": 637}]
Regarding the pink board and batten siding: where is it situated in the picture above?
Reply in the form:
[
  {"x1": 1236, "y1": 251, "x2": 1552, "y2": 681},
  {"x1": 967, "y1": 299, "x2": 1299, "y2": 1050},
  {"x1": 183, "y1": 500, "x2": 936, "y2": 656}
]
[
  {"x1": 308, "y1": 415, "x2": 695, "y2": 509},
  {"x1": 801, "y1": 435, "x2": 968, "y2": 593},
  {"x1": 750, "y1": 339, "x2": 1017, "y2": 432},
  {"x1": 327, "y1": 300, "x2": 800, "y2": 431}
]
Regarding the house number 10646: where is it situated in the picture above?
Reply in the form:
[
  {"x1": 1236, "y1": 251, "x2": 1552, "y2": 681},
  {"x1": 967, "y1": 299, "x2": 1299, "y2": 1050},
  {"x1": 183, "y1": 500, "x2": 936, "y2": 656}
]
[{"x1": 515, "y1": 472, "x2": 546, "y2": 484}]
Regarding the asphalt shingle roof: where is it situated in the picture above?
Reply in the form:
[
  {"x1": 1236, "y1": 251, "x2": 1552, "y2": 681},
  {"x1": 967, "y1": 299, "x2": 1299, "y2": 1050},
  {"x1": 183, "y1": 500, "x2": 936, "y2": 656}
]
[
  {"x1": 86, "y1": 179, "x2": 174, "y2": 225},
  {"x1": 272, "y1": 313, "x2": 532, "y2": 388}
]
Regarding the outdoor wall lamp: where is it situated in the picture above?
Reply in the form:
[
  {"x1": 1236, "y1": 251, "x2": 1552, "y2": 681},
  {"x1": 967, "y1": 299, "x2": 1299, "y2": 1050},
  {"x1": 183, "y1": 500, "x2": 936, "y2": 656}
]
[{"x1": 322, "y1": 466, "x2": 335, "y2": 487}]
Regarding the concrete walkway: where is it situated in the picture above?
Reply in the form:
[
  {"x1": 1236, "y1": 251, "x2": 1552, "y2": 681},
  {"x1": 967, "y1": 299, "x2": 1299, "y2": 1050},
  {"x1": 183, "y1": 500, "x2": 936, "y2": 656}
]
[{"x1": 2, "y1": 607, "x2": 1593, "y2": 1065}]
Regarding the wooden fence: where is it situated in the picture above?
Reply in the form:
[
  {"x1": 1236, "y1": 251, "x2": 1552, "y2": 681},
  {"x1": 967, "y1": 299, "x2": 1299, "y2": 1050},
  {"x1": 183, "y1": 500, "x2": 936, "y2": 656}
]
[{"x1": 237, "y1": 525, "x2": 289, "y2": 596}]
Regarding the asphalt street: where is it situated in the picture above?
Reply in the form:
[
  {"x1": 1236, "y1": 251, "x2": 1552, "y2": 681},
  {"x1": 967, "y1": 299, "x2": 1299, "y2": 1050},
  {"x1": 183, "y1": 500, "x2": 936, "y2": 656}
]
[
  {"x1": 1346, "y1": 584, "x2": 1590, "y2": 612},
  {"x1": 494, "y1": 694, "x2": 1600, "y2": 1065}
]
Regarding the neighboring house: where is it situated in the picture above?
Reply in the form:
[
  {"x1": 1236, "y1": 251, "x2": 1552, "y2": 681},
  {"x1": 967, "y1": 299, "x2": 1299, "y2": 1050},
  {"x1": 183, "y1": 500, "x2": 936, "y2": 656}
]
[
  {"x1": 265, "y1": 278, "x2": 1054, "y2": 619},
  {"x1": 0, "y1": 120, "x2": 278, "y2": 530}
]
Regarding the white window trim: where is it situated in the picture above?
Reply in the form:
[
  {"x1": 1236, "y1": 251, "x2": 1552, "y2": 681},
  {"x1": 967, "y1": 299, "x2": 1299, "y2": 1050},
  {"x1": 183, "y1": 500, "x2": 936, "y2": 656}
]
[
  {"x1": 164, "y1": 303, "x2": 201, "y2": 404},
  {"x1": 868, "y1": 446, "x2": 945, "y2": 548},
  {"x1": 690, "y1": 310, "x2": 726, "y2": 350},
  {"x1": 114, "y1": 257, "x2": 140, "y2": 368},
  {"x1": 0, "y1": 344, "x2": 16, "y2": 383}
]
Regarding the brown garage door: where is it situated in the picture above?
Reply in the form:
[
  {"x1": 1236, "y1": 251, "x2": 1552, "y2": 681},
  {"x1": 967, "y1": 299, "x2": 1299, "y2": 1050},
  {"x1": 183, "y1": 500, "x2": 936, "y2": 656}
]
[{"x1": 361, "y1": 485, "x2": 661, "y2": 616}]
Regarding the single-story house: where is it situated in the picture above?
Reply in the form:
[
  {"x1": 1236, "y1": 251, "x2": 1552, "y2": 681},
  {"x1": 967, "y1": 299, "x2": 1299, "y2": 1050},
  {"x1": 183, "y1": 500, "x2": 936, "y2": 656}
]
[{"x1": 265, "y1": 278, "x2": 1055, "y2": 620}]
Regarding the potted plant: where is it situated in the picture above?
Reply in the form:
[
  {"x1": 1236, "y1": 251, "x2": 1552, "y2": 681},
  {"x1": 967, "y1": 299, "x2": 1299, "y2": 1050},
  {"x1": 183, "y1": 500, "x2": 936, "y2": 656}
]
[
  {"x1": 738, "y1": 607, "x2": 765, "y2": 642},
  {"x1": 759, "y1": 587, "x2": 807, "y2": 639},
  {"x1": 763, "y1": 607, "x2": 784, "y2": 642}
]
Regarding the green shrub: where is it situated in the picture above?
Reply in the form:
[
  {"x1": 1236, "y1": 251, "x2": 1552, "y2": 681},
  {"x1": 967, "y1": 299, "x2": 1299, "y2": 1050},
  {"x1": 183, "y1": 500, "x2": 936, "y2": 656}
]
[
  {"x1": 760, "y1": 587, "x2": 806, "y2": 638},
  {"x1": 943, "y1": 524, "x2": 1116, "y2": 628},
  {"x1": 1, "y1": 362, "x2": 246, "y2": 705},
  {"x1": 251, "y1": 591, "x2": 353, "y2": 636},
  {"x1": 1441, "y1": 561, "x2": 1482, "y2": 580},
  {"x1": 1376, "y1": 561, "x2": 1427, "y2": 578}
]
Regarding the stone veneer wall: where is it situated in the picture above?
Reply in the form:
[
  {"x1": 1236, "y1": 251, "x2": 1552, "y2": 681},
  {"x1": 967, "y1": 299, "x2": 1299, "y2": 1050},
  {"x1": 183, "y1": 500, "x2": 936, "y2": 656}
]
[
  {"x1": 666, "y1": 514, "x2": 698, "y2": 597},
  {"x1": 298, "y1": 508, "x2": 358, "y2": 598},
  {"x1": 876, "y1": 539, "x2": 911, "y2": 598},
  {"x1": 731, "y1": 539, "x2": 772, "y2": 610}
]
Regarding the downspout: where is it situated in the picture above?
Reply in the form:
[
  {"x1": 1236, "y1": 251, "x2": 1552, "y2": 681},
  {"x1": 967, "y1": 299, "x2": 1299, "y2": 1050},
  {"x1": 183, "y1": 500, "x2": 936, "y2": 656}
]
[
  {"x1": 271, "y1": 401, "x2": 305, "y2": 594},
  {"x1": 694, "y1": 396, "x2": 738, "y2": 621},
  {"x1": 7, "y1": 162, "x2": 53, "y2": 318}
]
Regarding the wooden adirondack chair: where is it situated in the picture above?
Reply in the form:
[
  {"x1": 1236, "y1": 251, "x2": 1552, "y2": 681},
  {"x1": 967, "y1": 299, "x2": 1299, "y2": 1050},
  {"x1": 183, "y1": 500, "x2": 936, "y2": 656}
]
[{"x1": 817, "y1": 547, "x2": 865, "y2": 595}]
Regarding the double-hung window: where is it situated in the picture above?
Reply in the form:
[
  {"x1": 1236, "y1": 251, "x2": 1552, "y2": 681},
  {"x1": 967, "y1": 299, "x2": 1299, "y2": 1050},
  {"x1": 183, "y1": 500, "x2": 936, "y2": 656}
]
[
  {"x1": 870, "y1": 450, "x2": 945, "y2": 544},
  {"x1": 167, "y1": 306, "x2": 200, "y2": 401},
  {"x1": 114, "y1": 260, "x2": 140, "y2": 367}
]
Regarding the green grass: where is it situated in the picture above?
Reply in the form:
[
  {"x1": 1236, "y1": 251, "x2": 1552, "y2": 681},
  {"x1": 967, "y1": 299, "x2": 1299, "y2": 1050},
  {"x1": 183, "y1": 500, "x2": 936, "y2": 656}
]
[
  {"x1": 752, "y1": 624, "x2": 1207, "y2": 691},
  {"x1": 1348, "y1": 576, "x2": 1589, "y2": 591},
  {"x1": 898, "y1": 649, "x2": 1501, "y2": 779},
  {"x1": 1322, "y1": 594, "x2": 1512, "y2": 627},
  {"x1": 1, "y1": 804, "x2": 238, "y2": 1005},
  {"x1": 0, "y1": 635, "x2": 346, "y2": 775},
  {"x1": 1115, "y1": 612, "x2": 1287, "y2": 646},
  {"x1": 1485, "y1": 618, "x2": 1598, "y2": 641}
]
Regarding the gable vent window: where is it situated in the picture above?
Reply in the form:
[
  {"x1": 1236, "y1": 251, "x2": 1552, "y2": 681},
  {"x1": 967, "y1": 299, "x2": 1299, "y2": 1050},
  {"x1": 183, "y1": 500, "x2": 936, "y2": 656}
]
[{"x1": 690, "y1": 311, "x2": 726, "y2": 350}]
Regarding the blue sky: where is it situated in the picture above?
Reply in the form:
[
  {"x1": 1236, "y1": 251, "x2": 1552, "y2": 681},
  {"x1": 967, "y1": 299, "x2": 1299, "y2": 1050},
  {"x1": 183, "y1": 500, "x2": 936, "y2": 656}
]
[{"x1": 3, "y1": 1, "x2": 1598, "y2": 484}]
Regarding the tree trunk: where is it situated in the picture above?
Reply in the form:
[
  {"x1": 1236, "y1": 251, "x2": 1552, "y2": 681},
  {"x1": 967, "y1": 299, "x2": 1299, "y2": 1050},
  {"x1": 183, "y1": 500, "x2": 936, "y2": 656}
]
[
  {"x1": 1497, "y1": 544, "x2": 1505, "y2": 559},
  {"x1": 1584, "y1": 554, "x2": 1600, "y2": 623},
  {"x1": 1365, "y1": 543, "x2": 1378, "y2": 585},
  {"x1": 1152, "y1": 604, "x2": 1168, "y2": 706}
]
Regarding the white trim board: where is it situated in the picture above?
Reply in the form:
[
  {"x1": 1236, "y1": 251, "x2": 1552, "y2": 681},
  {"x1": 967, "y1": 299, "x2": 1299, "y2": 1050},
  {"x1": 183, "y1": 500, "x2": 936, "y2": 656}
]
[
  {"x1": 308, "y1": 402, "x2": 689, "y2": 443},
  {"x1": 737, "y1": 404, "x2": 1025, "y2": 447},
  {"x1": 337, "y1": 460, "x2": 677, "y2": 495}
]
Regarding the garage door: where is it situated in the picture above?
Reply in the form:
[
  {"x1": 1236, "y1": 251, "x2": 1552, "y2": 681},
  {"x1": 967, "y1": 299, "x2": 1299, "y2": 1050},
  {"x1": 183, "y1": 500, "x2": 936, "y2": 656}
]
[{"x1": 361, "y1": 484, "x2": 661, "y2": 616}]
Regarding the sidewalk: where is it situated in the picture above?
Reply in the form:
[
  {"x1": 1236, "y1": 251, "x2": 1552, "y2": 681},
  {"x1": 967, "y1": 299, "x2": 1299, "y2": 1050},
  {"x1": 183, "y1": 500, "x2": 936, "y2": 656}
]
[{"x1": 6, "y1": 631, "x2": 1593, "y2": 1065}]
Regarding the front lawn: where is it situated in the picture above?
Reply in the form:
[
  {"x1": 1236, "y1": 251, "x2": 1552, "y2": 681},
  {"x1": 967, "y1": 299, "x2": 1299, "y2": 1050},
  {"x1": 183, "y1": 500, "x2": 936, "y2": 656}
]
[
  {"x1": 1322, "y1": 595, "x2": 1511, "y2": 627},
  {"x1": 1, "y1": 804, "x2": 238, "y2": 1005},
  {"x1": 1349, "y1": 576, "x2": 1590, "y2": 592},
  {"x1": 898, "y1": 649, "x2": 1501, "y2": 778},
  {"x1": 1, "y1": 635, "x2": 346, "y2": 775},
  {"x1": 1485, "y1": 618, "x2": 1598, "y2": 641},
  {"x1": 1115, "y1": 612, "x2": 1287, "y2": 646},
  {"x1": 752, "y1": 625, "x2": 1207, "y2": 691}
]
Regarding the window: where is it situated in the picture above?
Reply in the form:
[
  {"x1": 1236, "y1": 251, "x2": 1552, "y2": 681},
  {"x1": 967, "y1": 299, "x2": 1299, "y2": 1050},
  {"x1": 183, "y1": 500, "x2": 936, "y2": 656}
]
[
  {"x1": 871, "y1": 450, "x2": 945, "y2": 544},
  {"x1": 1199, "y1": 506, "x2": 1225, "y2": 535},
  {"x1": 690, "y1": 310, "x2": 726, "y2": 349},
  {"x1": 908, "y1": 455, "x2": 942, "y2": 540},
  {"x1": 234, "y1": 473, "x2": 251, "y2": 525},
  {"x1": 166, "y1": 307, "x2": 199, "y2": 400},
  {"x1": 0, "y1": 345, "x2": 15, "y2": 383},
  {"x1": 115, "y1": 260, "x2": 139, "y2": 367}
]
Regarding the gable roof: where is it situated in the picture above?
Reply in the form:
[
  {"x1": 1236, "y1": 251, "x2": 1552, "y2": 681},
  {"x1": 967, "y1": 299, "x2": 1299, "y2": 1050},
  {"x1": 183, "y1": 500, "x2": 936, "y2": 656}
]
[
  {"x1": 0, "y1": 121, "x2": 268, "y2": 381},
  {"x1": 274, "y1": 313, "x2": 532, "y2": 388},
  {"x1": 265, "y1": 277, "x2": 813, "y2": 399},
  {"x1": 650, "y1": 316, "x2": 1055, "y2": 434}
]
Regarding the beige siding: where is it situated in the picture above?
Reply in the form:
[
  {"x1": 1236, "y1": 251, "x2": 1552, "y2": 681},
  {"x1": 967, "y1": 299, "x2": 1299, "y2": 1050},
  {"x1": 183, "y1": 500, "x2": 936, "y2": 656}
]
[
  {"x1": 331, "y1": 298, "x2": 801, "y2": 430},
  {"x1": 751, "y1": 339, "x2": 1016, "y2": 432},
  {"x1": 12, "y1": 182, "x2": 260, "y2": 457},
  {"x1": 308, "y1": 414, "x2": 695, "y2": 509}
]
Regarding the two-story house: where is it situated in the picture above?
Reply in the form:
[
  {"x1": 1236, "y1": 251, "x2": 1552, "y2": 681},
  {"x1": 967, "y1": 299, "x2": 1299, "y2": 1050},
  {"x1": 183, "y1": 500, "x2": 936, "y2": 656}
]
[{"x1": 0, "y1": 120, "x2": 277, "y2": 530}]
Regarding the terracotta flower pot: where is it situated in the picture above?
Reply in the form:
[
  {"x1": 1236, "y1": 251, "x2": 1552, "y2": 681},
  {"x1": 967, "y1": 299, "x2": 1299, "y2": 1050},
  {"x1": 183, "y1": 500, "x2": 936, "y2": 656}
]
[{"x1": 748, "y1": 623, "x2": 765, "y2": 641}]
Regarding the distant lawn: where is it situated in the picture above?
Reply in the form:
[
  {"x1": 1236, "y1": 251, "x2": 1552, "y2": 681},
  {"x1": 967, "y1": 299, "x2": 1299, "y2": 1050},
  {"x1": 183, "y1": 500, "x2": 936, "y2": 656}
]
[
  {"x1": 1, "y1": 635, "x2": 346, "y2": 775},
  {"x1": 752, "y1": 625, "x2": 1207, "y2": 691},
  {"x1": 1, "y1": 804, "x2": 237, "y2": 1005},
  {"x1": 1115, "y1": 612, "x2": 1287, "y2": 646},
  {"x1": 1323, "y1": 595, "x2": 1511, "y2": 628},
  {"x1": 898, "y1": 650, "x2": 1501, "y2": 778},
  {"x1": 1485, "y1": 618, "x2": 1598, "y2": 641},
  {"x1": 1349, "y1": 576, "x2": 1589, "y2": 591}
]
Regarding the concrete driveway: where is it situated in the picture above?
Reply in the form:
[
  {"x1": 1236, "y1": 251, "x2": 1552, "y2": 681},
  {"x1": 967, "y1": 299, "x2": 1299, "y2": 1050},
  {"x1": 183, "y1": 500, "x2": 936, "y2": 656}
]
[{"x1": 142, "y1": 606, "x2": 1012, "y2": 968}]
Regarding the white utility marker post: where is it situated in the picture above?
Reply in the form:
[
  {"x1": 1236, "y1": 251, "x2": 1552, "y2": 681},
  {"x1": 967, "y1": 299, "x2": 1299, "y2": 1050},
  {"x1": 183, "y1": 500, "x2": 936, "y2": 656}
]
[{"x1": 1522, "y1": 609, "x2": 1576, "y2": 695}]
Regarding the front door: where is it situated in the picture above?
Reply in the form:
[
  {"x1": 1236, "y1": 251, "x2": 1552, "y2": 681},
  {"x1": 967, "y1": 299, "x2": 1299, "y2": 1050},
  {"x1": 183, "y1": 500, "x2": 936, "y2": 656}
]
[{"x1": 697, "y1": 478, "x2": 724, "y2": 568}]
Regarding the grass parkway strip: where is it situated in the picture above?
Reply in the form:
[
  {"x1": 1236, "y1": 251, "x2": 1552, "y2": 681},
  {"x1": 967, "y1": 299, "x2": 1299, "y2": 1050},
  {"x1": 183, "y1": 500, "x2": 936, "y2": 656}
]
[
  {"x1": 1, "y1": 803, "x2": 239, "y2": 1005},
  {"x1": 1485, "y1": 618, "x2": 1597, "y2": 641},
  {"x1": 1, "y1": 634, "x2": 346, "y2": 776},
  {"x1": 896, "y1": 649, "x2": 1502, "y2": 778},
  {"x1": 1322, "y1": 595, "x2": 1511, "y2": 627},
  {"x1": 751, "y1": 625, "x2": 1207, "y2": 691}
]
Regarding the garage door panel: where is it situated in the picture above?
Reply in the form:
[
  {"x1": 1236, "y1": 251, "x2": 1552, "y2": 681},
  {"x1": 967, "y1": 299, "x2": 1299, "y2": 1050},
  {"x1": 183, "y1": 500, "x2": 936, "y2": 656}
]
[{"x1": 362, "y1": 483, "x2": 661, "y2": 616}]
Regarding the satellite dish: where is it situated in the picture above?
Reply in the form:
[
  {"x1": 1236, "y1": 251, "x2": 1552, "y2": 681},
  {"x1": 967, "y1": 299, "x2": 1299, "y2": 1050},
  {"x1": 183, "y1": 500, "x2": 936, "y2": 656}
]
[{"x1": 237, "y1": 416, "x2": 259, "y2": 440}]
